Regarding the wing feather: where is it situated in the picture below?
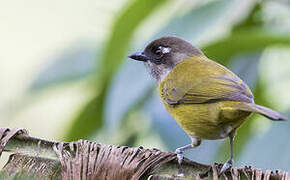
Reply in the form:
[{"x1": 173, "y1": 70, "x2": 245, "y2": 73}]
[{"x1": 160, "y1": 57, "x2": 254, "y2": 105}]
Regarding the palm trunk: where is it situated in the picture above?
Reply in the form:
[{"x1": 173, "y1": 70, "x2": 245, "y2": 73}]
[{"x1": 0, "y1": 128, "x2": 288, "y2": 180}]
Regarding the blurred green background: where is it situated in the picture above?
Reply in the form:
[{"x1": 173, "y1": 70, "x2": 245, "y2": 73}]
[{"x1": 1, "y1": 0, "x2": 290, "y2": 171}]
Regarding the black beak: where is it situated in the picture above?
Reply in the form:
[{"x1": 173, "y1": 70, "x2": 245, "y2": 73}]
[{"x1": 128, "y1": 51, "x2": 149, "y2": 62}]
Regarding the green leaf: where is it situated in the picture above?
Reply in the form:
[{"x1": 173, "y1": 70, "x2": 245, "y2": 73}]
[
  {"x1": 101, "y1": 0, "x2": 168, "y2": 81},
  {"x1": 64, "y1": 91, "x2": 106, "y2": 141},
  {"x1": 64, "y1": 0, "x2": 168, "y2": 140},
  {"x1": 202, "y1": 29, "x2": 290, "y2": 65},
  {"x1": 155, "y1": 0, "x2": 257, "y2": 43},
  {"x1": 29, "y1": 44, "x2": 97, "y2": 92},
  {"x1": 119, "y1": 86, "x2": 154, "y2": 146},
  {"x1": 232, "y1": 1, "x2": 264, "y2": 32},
  {"x1": 156, "y1": 0, "x2": 232, "y2": 40}
]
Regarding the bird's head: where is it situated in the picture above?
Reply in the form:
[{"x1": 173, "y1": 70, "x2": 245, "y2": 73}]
[{"x1": 128, "y1": 36, "x2": 203, "y2": 82}]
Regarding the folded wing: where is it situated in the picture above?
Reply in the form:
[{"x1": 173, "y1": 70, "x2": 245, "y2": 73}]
[{"x1": 160, "y1": 57, "x2": 254, "y2": 105}]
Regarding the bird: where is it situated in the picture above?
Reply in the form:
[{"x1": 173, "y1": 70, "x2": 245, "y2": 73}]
[{"x1": 128, "y1": 36, "x2": 287, "y2": 174}]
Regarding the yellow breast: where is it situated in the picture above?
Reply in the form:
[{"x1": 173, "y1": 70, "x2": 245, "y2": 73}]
[{"x1": 160, "y1": 98, "x2": 251, "y2": 140}]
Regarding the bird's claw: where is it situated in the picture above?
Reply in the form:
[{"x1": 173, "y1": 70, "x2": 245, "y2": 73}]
[
  {"x1": 175, "y1": 149, "x2": 183, "y2": 165},
  {"x1": 219, "y1": 159, "x2": 233, "y2": 175}
]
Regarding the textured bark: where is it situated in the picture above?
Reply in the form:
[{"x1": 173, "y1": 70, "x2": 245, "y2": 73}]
[
  {"x1": 1, "y1": 154, "x2": 61, "y2": 179},
  {"x1": 54, "y1": 141, "x2": 177, "y2": 179},
  {"x1": 0, "y1": 128, "x2": 289, "y2": 180}
]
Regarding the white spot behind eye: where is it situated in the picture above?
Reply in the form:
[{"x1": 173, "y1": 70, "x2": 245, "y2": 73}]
[{"x1": 162, "y1": 47, "x2": 171, "y2": 54}]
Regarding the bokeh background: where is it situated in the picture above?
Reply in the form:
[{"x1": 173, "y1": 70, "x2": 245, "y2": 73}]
[{"x1": 1, "y1": 0, "x2": 290, "y2": 171}]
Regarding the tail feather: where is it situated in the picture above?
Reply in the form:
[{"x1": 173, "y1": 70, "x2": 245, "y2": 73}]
[
  {"x1": 252, "y1": 104, "x2": 287, "y2": 121},
  {"x1": 236, "y1": 103, "x2": 287, "y2": 121}
]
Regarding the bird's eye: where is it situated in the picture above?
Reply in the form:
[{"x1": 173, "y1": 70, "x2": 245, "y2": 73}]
[
  {"x1": 154, "y1": 46, "x2": 171, "y2": 58},
  {"x1": 154, "y1": 48, "x2": 163, "y2": 57}
]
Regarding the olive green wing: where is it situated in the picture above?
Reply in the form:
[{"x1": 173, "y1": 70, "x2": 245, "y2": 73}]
[
  {"x1": 160, "y1": 58, "x2": 254, "y2": 105},
  {"x1": 180, "y1": 75, "x2": 254, "y2": 104}
]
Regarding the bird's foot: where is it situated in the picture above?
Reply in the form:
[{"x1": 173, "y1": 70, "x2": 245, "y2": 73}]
[
  {"x1": 175, "y1": 148, "x2": 183, "y2": 165},
  {"x1": 219, "y1": 159, "x2": 233, "y2": 175},
  {"x1": 174, "y1": 143, "x2": 198, "y2": 165}
]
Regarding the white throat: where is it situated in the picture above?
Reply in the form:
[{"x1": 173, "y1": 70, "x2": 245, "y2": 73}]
[
  {"x1": 158, "y1": 68, "x2": 171, "y2": 83},
  {"x1": 144, "y1": 61, "x2": 171, "y2": 83}
]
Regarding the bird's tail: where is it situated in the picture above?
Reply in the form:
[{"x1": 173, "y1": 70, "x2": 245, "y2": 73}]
[
  {"x1": 252, "y1": 104, "x2": 287, "y2": 121},
  {"x1": 237, "y1": 103, "x2": 287, "y2": 121}
]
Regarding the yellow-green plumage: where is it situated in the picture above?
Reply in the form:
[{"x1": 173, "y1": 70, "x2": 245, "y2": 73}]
[
  {"x1": 129, "y1": 35, "x2": 286, "y2": 173},
  {"x1": 159, "y1": 55, "x2": 254, "y2": 140}
]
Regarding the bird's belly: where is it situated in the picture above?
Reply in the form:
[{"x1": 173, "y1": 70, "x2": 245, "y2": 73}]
[{"x1": 163, "y1": 101, "x2": 251, "y2": 140}]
